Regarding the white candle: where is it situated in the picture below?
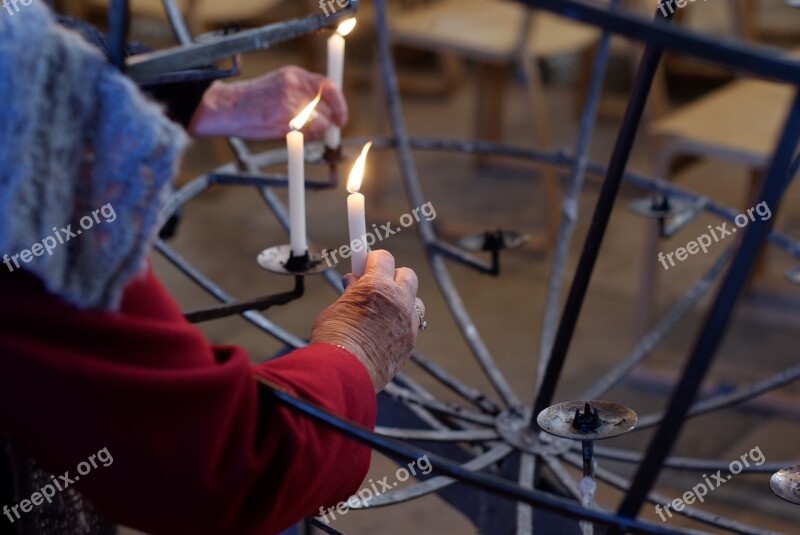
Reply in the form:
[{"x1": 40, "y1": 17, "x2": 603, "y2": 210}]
[
  {"x1": 287, "y1": 90, "x2": 323, "y2": 257},
  {"x1": 326, "y1": 18, "x2": 356, "y2": 150},
  {"x1": 347, "y1": 142, "x2": 372, "y2": 276},
  {"x1": 348, "y1": 192, "x2": 367, "y2": 276},
  {"x1": 287, "y1": 129, "x2": 307, "y2": 256}
]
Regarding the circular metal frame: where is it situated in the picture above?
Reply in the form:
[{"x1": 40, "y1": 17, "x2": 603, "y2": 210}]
[{"x1": 151, "y1": 0, "x2": 800, "y2": 533}]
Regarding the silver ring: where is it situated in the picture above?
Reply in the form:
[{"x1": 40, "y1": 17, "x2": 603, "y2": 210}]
[{"x1": 415, "y1": 304, "x2": 427, "y2": 331}]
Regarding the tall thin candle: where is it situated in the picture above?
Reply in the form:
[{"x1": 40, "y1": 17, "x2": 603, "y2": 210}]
[
  {"x1": 326, "y1": 18, "x2": 356, "y2": 150},
  {"x1": 346, "y1": 142, "x2": 372, "y2": 276},
  {"x1": 287, "y1": 89, "x2": 322, "y2": 257}
]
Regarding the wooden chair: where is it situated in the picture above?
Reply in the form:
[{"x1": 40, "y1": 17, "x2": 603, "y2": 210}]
[
  {"x1": 389, "y1": 0, "x2": 601, "y2": 133},
  {"x1": 636, "y1": 73, "x2": 797, "y2": 336},
  {"x1": 628, "y1": 0, "x2": 799, "y2": 336},
  {"x1": 385, "y1": 0, "x2": 603, "y2": 245},
  {"x1": 650, "y1": 80, "x2": 795, "y2": 177}
]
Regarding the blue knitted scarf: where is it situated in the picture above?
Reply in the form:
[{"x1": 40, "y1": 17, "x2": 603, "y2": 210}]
[{"x1": 0, "y1": 1, "x2": 187, "y2": 310}]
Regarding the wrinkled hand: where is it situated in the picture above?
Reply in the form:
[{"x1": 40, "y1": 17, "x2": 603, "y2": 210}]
[
  {"x1": 310, "y1": 251, "x2": 424, "y2": 393},
  {"x1": 188, "y1": 66, "x2": 348, "y2": 140}
]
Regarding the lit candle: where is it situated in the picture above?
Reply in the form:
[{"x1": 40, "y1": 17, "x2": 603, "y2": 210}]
[
  {"x1": 287, "y1": 89, "x2": 323, "y2": 257},
  {"x1": 326, "y1": 18, "x2": 356, "y2": 150},
  {"x1": 347, "y1": 142, "x2": 372, "y2": 276}
]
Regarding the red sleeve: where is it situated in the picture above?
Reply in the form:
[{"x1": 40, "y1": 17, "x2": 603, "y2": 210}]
[{"x1": 0, "y1": 267, "x2": 376, "y2": 535}]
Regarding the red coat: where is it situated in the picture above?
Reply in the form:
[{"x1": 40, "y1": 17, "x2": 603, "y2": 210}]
[{"x1": 0, "y1": 266, "x2": 376, "y2": 534}]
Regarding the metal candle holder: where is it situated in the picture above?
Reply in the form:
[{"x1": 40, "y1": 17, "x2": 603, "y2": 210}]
[
  {"x1": 628, "y1": 195, "x2": 705, "y2": 239},
  {"x1": 257, "y1": 244, "x2": 334, "y2": 276},
  {"x1": 770, "y1": 466, "x2": 800, "y2": 505},
  {"x1": 537, "y1": 400, "x2": 638, "y2": 478},
  {"x1": 323, "y1": 145, "x2": 344, "y2": 167},
  {"x1": 458, "y1": 229, "x2": 530, "y2": 276}
]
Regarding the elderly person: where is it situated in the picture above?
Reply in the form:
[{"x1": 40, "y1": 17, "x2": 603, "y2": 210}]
[{"x1": 0, "y1": 3, "x2": 423, "y2": 534}]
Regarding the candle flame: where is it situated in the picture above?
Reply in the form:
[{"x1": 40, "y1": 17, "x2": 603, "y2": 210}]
[
  {"x1": 347, "y1": 142, "x2": 372, "y2": 194},
  {"x1": 289, "y1": 87, "x2": 323, "y2": 131},
  {"x1": 337, "y1": 18, "x2": 356, "y2": 37}
]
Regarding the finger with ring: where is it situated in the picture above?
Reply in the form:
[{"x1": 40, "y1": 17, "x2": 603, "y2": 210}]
[{"x1": 414, "y1": 298, "x2": 427, "y2": 331}]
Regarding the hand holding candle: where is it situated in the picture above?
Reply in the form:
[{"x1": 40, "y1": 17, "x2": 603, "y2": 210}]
[
  {"x1": 347, "y1": 142, "x2": 372, "y2": 276},
  {"x1": 326, "y1": 18, "x2": 356, "y2": 150},
  {"x1": 286, "y1": 89, "x2": 323, "y2": 258}
]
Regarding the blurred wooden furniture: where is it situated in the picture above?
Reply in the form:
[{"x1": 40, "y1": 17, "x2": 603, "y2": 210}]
[
  {"x1": 611, "y1": 0, "x2": 755, "y2": 122},
  {"x1": 389, "y1": 0, "x2": 600, "y2": 132},
  {"x1": 635, "y1": 77, "x2": 796, "y2": 336},
  {"x1": 385, "y1": 0, "x2": 602, "y2": 245},
  {"x1": 80, "y1": 0, "x2": 284, "y2": 32},
  {"x1": 748, "y1": 0, "x2": 800, "y2": 46},
  {"x1": 650, "y1": 80, "x2": 795, "y2": 176},
  {"x1": 336, "y1": 0, "x2": 467, "y2": 96},
  {"x1": 662, "y1": 0, "x2": 755, "y2": 80},
  {"x1": 629, "y1": 0, "x2": 795, "y2": 336}
]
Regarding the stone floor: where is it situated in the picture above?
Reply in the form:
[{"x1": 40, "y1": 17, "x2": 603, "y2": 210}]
[{"x1": 120, "y1": 4, "x2": 800, "y2": 534}]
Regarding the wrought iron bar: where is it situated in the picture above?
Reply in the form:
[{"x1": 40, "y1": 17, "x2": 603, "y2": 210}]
[
  {"x1": 408, "y1": 352, "x2": 502, "y2": 415},
  {"x1": 373, "y1": 0, "x2": 522, "y2": 410},
  {"x1": 308, "y1": 517, "x2": 347, "y2": 535},
  {"x1": 154, "y1": 240, "x2": 305, "y2": 348},
  {"x1": 636, "y1": 363, "x2": 800, "y2": 429},
  {"x1": 542, "y1": 456, "x2": 582, "y2": 502},
  {"x1": 580, "y1": 246, "x2": 734, "y2": 400},
  {"x1": 374, "y1": 427, "x2": 499, "y2": 442},
  {"x1": 585, "y1": 444, "x2": 798, "y2": 474},
  {"x1": 349, "y1": 444, "x2": 514, "y2": 509},
  {"x1": 108, "y1": 0, "x2": 129, "y2": 71},
  {"x1": 533, "y1": 8, "x2": 675, "y2": 420},
  {"x1": 126, "y1": 2, "x2": 359, "y2": 82},
  {"x1": 184, "y1": 276, "x2": 304, "y2": 323},
  {"x1": 520, "y1": 0, "x2": 800, "y2": 85},
  {"x1": 180, "y1": 138, "x2": 800, "y2": 260},
  {"x1": 537, "y1": 0, "x2": 617, "y2": 393},
  {"x1": 210, "y1": 173, "x2": 337, "y2": 190},
  {"x1": 382, "y1": 386, "x2": 498, "y2": 426},
  {"x1": 616, "y1": 92, "x2": 800, "y2": 523},
  {"x1": 161, "y1": 0, "x2": 193, "y2": 46},
  {"x1": 565, "y1": 454, "x2": 781, "y2": 535},
  {"x1": 258, "y1": 376, "x2": 689, "y2": 534}
]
